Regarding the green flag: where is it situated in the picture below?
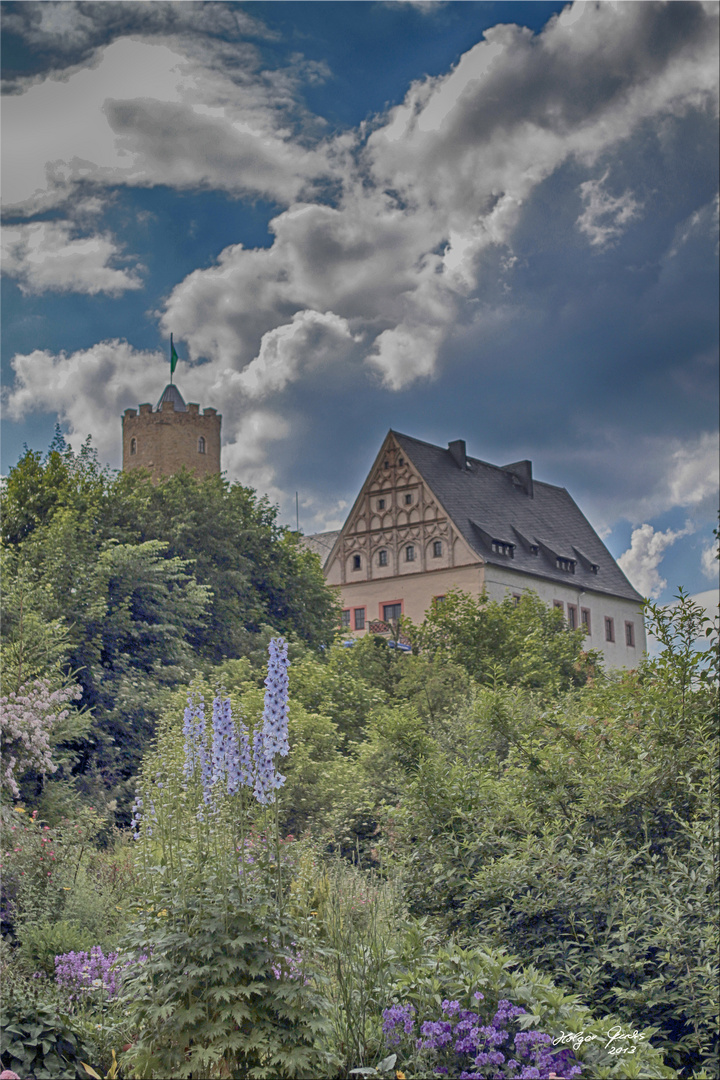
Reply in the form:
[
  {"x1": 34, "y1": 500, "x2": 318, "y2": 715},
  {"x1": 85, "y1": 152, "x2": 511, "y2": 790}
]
[{"x1": 170, "y1": 334, "x2": 179, "y2": 376}]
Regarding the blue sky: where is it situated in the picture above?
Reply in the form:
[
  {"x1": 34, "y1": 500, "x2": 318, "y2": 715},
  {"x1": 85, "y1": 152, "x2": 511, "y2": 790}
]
[{"x1": 1, "y1": 0, "x2": 718, "y2": 612}]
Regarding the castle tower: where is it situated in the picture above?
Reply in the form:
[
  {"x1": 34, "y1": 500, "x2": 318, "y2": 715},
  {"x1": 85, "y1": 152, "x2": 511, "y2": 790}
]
[{"x1": 122, "y1": 384, "x2": 221, "y2": 481}]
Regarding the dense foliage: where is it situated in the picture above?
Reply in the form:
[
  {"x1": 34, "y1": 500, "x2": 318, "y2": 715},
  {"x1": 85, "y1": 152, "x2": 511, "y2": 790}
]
[
  {"x1": 1, "y1": 434, "x2": 717, "y2": 1079},
  {"x1": 1, "y1": 436, "x2": 338, "y2": 815}
]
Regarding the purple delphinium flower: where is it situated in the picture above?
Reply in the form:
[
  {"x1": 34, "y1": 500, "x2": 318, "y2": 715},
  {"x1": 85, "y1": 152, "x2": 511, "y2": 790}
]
[
  {"x1": 382, "y1": 1003, "x2": 416, "y2": 1046},
  {"x1": 262, "y1": 637, "x2": 290, "y2": 758}
]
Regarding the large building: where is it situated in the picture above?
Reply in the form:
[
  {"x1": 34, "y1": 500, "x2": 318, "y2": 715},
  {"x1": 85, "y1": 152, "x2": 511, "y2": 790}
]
[
  {"x1": 122, "y1": 384, "x2": 221, "y2": 481},
  {"x1": 304, "y1": 430, "x2": 646, "y2": 668}
]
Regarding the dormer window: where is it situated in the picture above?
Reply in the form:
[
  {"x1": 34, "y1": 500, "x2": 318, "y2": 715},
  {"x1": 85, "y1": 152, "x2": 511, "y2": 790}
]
[
  {"x1": 492, "y1": 540, "x2": 514, "y2": 557},
  {"x1": 378, "y1": 549, "x2": 388, "y2": 567},
  {"x1": 556, "y1": 557, "x2": 576, "y2": 573},
  {"x1": 130, "y1": 437, "x2": 137, "y2": 455},
  {"x1": 352, "y1": 554, "x2": 361, "y2": 570},
  {"x1": 530, "y1": 544, "x2": 539, "y2": 556},
  {"x1": 198, "y1": 436, "x2": 206, "y2": 454},
  {"x1": 378, "y1": 498, "x2": 386, "y2": 510}
]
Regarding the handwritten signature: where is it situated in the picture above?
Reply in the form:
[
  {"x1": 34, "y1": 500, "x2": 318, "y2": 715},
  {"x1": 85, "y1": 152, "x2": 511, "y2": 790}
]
[{"x1": 553, "y1": 1025, "x2": 646, "y2": 1056}]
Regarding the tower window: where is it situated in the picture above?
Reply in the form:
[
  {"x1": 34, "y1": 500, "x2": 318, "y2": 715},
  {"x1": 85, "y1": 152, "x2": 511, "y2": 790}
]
[
  {"x1": 352, "y1": 554, "x2": 361, "y2": 570},
  {"x1": 130, "y1": 437, "x2": 137, "y2": 455},
  {"x1": 625, "y1": 621, "x2": 635, "y2": 647},
  {"x1": 433, "y1": 540, "x2": 442, "y2": 557},
  {"x1": 605, "y1": 617, "x2": 615, "y2": 642},
  {"x1": 405, "y1": 545, "x2": 415, "y2": 562},
  {"x1": 198, "y1": 436, "x2": 206, "y2": 454},
  {"x1": 378, "y1": 549, "x2": 388, "y2": 567}
]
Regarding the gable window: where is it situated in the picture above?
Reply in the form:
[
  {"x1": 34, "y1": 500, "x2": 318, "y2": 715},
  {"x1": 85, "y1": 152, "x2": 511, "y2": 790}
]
[
  {"x1": 130, "y1": 437, "x2": 137, "y2": 455},
  {"x1": 398, "y1": 457, "x2": 404, "y2": 465},
  {"x1": 383, "y1": 602, "x2": 402, "y2": 622},
  {"x1": 198, "y1": 436, "x2": 206, "y2": 454},
  {"x1": 378, "y1": 498, "x2": 386, "y2": 510},
  {"x1": 378, "y1": 549, "x2": 388, "y2": 567},
  {"x1": 567, "y1": 603, "x2": 578, "y2": 629},
  {"x1": 352, "y1": 554, "x2": 361, "y2": 570},
  {"x1": 625, "y1": 621, "x2": 635, "y2": 647},
  {"x1": 383, "y1": 459, "x2": 389, "y2": 469},
  {"x1": 406, "y1": 545, "x2": 415, "y2": 562},
  {"x1": 354, "y1": 607, "x2": 365, "y2": 630},
  {"x1": 556, "y1": 557, "x2": 575, "y2": 573},
  {"x1": 404, "y1": 493, "x2": 412, "y2": 505},
  {"x1": 341, "y1": 609, "x2": 351, "y2": 628},
  {"x1": 581, "y1": 607, "x2": 591, "y2": 634},
  {"x1": 492, "y1": 540, "x2": 514, "y2": 557},
  {"x1": 433, "y1": 540, "x2": 442, "y2": 557},
  {"x1": 605, "y1": 617, "x2": 615, "y2": 642}
]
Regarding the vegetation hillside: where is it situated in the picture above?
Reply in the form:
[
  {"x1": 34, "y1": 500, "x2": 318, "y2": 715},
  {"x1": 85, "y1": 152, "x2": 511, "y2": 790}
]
[{"x1": 1, "y1": 436, "x2": 717, "y2": 1079}]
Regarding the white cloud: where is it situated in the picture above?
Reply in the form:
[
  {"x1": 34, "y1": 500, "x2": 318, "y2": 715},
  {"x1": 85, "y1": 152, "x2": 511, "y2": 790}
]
[
  {"x1": 226, "y1": 310, "x2": 359, "y2": 399},
  {"x1": 576, "y1": 171, "x2": 641, "y2": 247},
  {"x1": 618, "y1": 522, "x2": 695, "y2": 599},
  {"x1": 155, "y1": 0, "x2": 718, "y2": 389},
  {"x1": 1, "y1": 35, "x2": 330, "y2": 214},
  {"x1": 365, "y1": 323, "x2": 442, "y2": 390},
  {"x1": 1, "y1": 220, "x2": 143, "y2": 295},
  {"x1": 701, "y1": 542, "x2": 718, "y2": 580}
]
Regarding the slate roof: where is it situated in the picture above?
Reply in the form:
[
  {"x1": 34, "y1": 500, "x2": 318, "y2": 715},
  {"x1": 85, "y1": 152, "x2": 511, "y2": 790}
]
[
  {"x1": 156, "y1": 384, "x2": 188, "y2": 412},
  {"x1": 300, "y1": 530, "x2": 341, "y2": 567},
  {"x1": 393, "y1": 431, "x2": 642, "y2": 602}
]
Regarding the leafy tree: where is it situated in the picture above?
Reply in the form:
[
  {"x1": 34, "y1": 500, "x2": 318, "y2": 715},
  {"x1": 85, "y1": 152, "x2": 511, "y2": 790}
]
[{"x1": 404, "y1": 589, "x2": 602, "y2": 693}]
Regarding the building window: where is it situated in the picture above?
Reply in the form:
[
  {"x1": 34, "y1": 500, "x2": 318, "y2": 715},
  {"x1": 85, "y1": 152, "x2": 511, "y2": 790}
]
[
  {"x1": 383, "y1": 459, "x2": 389, "y2": 469},
  {"x1": 398, "y1": 456, "x2": 404, "y2": 465},
  {"x1": 433, "y1": 540, "x2": 442, "y2": 557},
  {"x1": 530, "y1": 544, "x2": 539, "y2": 556},
  {"x1": 130, "y1": 437, "x2": 137, "y2": 455},
  {"x1": 492, "y1": 540, "x2": 514, "y2": 557},
  {"x1": 354, "y1": 608, "x2": 365, "y2": 631},
  {"x1": 378, "y1": 549, "x2": 388, "y2": 567},
  {"x1": 378, "y1": 498, "x2": 386, "y2": 510},
  {"x1": 352, "y1": 554, "x2": 361, "y2": 570},
  {"x1": 512, "y1": 593, "x2": 521, "y2": 605},
  {"x1": 406, "y1": 545, "x2": 415, "y2": 562},
  {"x1": 433, "y1": 595, "x2": 446, "y2": 605},
  {"x1": 383, "y1": 602, "x2": 402, "y2": 622},
  {"x1": 198, "y1": 436, "x2": 206, "y2": 454},
  {"x1": 605, "y1": 617, "x2": 615, "y2": 642},
  {"x1": 404, "y1": 493, "x2": 412, "y2": 505},
  {"x1": 556, "y1": 557, "x2": 575, "y2": 573},
  {"x1": 567, "y1": 604, "x2": 578, "y2": 629},
  {"x1": 581, "y1": 607, "x2": 591, "y2": 634},
  {"x1": 553, "y1": 600, "x2": 564, "y2": 611},
  {"x1": 341, "y1": 609, "x2": 351, "y2": 628},
  {"x1": 625, "y1": 621, "x2": 635, "y2": 647}
]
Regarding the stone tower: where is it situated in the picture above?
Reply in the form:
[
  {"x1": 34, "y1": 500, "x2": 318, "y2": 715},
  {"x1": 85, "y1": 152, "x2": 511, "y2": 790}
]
[{"x1": 122, "y1": 384, "x2": 221, "y2": 481}]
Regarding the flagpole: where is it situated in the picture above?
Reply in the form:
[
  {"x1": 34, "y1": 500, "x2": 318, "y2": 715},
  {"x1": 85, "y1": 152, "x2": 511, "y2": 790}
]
[{"x1": 170, "y1": 334, "x2": 174, "y2": 386}]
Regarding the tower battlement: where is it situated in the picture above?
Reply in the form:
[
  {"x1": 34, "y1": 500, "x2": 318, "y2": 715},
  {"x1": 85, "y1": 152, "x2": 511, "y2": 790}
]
[{"x1": 122, "y1": 384, "x2": 221, "y2": 480}]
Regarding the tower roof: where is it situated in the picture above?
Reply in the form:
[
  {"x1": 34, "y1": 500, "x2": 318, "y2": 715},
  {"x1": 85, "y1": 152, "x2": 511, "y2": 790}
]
[{"x1": 156, "y1": 384, "x2": 187, "y2": 412}]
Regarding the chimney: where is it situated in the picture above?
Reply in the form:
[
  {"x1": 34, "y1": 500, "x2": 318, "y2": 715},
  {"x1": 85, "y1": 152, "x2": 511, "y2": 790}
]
[
  {"x1": 448, "y1": 439, "x2": 467, "y2": 470},
  {"x1": 502, "y1": 459, "x2": 533, "y2": 497}
]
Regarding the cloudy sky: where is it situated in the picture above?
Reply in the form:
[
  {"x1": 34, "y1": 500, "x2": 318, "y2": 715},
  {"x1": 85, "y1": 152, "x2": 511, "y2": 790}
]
[{"x1": 2, "y1": 0, "x2": 718, "y2": 611}]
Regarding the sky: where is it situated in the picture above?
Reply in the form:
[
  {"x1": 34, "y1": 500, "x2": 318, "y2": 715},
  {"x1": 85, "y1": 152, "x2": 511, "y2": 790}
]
[{"x1": 1, "y1": 0, "x2": 718, "y2": 615}]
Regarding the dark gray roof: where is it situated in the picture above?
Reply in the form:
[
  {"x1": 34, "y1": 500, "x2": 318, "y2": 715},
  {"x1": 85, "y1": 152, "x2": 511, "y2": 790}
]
[
  {"x1": 156, "y1": 384, "x2": 187, "y2": 412},
  {"x1": 393, "y1": 431, "x2": 642, "y2": 602},
  {"x1": 300, "y1": 530, "x2": 341, "y2": 568}
]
